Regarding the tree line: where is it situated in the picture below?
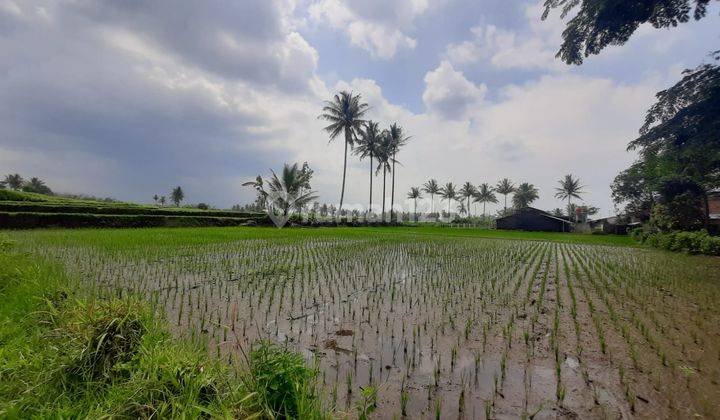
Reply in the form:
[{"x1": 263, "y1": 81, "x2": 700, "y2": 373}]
[
  {"x1": 406, "y1": 174, "x2": 589, "y2": 221},
  {"x1": 543, "y1": 0, "x2": 719, "y2": 233},
  {"x1": 1, "y1": 173, "x2": 53, "y2": 195},
  {"x1": 152, "y1": 186, "x2": 185, "y2": 207}
]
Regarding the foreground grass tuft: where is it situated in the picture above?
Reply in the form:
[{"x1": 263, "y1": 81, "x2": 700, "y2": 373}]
[
  {"x1": 0, "y1": 238, "x2": 326, "y2": 418},
  {"x1": 245, "y1": 341, "x2": 322, "y2": 419}
]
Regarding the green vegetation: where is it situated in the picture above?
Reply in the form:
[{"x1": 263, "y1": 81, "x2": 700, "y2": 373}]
[
  {"x1": 512, "y1": 182, "x2": 540, "y2": 209},
  {"x1": 542, "y1": 0, "x2": 716, "y2": 65},
  {"x1": 0, "y1": 190, "x2": 268, "y2": 229},
  {"x1": 247, "y1": 341, "x2": 322, "y2": 419},
  {"x1": 0, "y1": 234, "x2": 324, "y2": 418},
  {"x1": 0, "y1": 212, "x2": 268, "y2": 229},
  {"x1": 4, "y1": 225, "x2": 717, "y2": 417},
  {"x1": 0, "y1": 201, "x2": 260, "y2": 217},
  {"x1": 632, "y1": 228, "x2": 720, "y2": 255},
  {"x1": 4, "y1": 224, "x2": 636, "y2": 248},
  {"x1": 543, "y1": 0, "x2": 719, "y2": 246},
  {"x1": 0, "y1": 188, "x2": 69, "y2": 202},
  {"x1": 363, "y1": 225, "x2": 636, "y2": 246},
  {"x1": 1, "y1": 174, "x2": 53, "y2": 195},
  {"x1": 242, "y1": 163, "x2": 317, "y2": 219}
]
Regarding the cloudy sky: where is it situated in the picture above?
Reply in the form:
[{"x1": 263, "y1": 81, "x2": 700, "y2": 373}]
[{"x1": 1, "y1": 0, "x2": 718, "y2": 216}]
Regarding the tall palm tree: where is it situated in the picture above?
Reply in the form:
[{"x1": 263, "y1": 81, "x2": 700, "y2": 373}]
[
  {"x1": 3, "y1": 174, "x2": 23, "y2": 190},
  {"x1": 495, "y1": 178, "x2": 515, "y2": 215},
  {"x1": 422, "y1": 179, "x2": 440, "y2": 214},
  {"x1": 375, "y1": 131, "x2": 394, "y2": 222},
  {"x1": 159, "y1": 196, "x2": 166, "y2": 207},
  {"x1": 319, "y1": 91, "x2": 369, "y2": 212},
  {"x1": 153, "y1": 194, "x2": 159, "y2": 204},
  {"x1": 440, "y1": 182, "x2": 457, "y2": 216},
  {"x1": 407, "y1": 187, "x2": 422, "y2": 221},
  {"x1": 554, "y1": 174, "x2": 584, "y2": 221},
  {"x1": 474, "y1": 183, "x2": 498, "y2": 217},
  {"x1": 459, "y1": 182, "x2": 476, "y2": 217},
  {"x1": 353, "y1": 121, "x2": 382, "y2": 216},
  {"x1": 512, "y1": 183, "x2": 539, "y2": 209},
  {"x1": 387, "y1": 123, "x2": 410, "y2": 222}
]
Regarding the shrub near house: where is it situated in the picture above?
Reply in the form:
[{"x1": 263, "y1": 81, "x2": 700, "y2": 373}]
[{"x1": 632, "y1": 228, "x2": 720, "y2": 256}]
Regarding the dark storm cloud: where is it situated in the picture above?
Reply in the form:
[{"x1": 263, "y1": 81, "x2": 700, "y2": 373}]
[{"x1": 0, "y1": 0, "x2": 318, "y2": 205}]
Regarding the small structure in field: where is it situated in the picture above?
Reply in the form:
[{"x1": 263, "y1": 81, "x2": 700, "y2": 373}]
[
  {"x1": 496, "y1": 207, "x2": 573, "y2": 232},
  {"x1": 710, "y1": 190, "x2": 720, "y2": 221},
  {"x1": 588, "y1": 216, "x2": 639, "y2": 235}
]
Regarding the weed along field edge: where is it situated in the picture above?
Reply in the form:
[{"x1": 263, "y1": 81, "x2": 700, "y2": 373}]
[{"x1": 2, "y1": 226, "x2": 720, "y2": 418}]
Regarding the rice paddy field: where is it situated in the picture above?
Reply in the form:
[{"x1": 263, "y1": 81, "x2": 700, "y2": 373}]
[{"x1": 7, "y1": 226, "x2": 720, "y2": 419}]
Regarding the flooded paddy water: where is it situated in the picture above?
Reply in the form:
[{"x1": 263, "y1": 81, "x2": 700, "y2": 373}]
[{"x1": 19, "y1": 230, "x2": 720, "y2": 418}]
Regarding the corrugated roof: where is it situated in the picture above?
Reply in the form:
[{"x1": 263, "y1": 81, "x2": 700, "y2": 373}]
[{"x1": 497, "y1": 207, "x2": 573, "y2": 224}]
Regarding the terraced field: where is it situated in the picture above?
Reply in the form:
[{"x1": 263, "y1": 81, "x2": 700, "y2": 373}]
[
  {"x1": 9, "y1": 227, "x2": 720, "y2": 418},
  {"x1": 0, "y1": 190, "x2": 267, "y2": 228}
]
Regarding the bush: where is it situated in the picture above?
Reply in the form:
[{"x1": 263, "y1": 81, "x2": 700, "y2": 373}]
[
  {"x1": 0, "y1": 189, "x2": 48, "y2": 202},
  {"x1": 632, "y1": 227, "x2": 720, "y2": 256},
  {"x1": 0, "y1": 212, "x2": 271, "y2": 229}
]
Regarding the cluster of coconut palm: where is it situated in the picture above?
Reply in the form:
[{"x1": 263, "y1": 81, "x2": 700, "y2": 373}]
[
  {"x1": 315, "y1": 91, "x2": 592, "y2": 224},
  {"x1": 319, "y1": 91, "x2": 409, "y2": 222},
  {"x1": 407, "y1": 178, "x2": 536, "y2": 219},
  {"x1": 407, "y1": 174, "x2": 586, "y2": 221}
]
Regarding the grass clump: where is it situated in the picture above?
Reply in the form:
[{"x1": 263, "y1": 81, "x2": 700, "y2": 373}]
[
  {"x1": 245, "y1": 340, "x2": 323, "y2": 419},
  {"x1": 0, "y1": 243, "x2": 324, "y2": 418},
  {"x1": 63, "y1": 299, "x2": 147, "y2": 383}
]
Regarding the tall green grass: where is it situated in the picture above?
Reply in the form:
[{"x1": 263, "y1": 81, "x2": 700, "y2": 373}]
[{"x1": 0, "y1": 234, "x2": 326, "y2": 418}]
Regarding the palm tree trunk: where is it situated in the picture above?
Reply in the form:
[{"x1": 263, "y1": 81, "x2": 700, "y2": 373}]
[
  {"x1": 369, "y1": 154, "x2": 373, "y2": 217},
  {"x1": 504, "y1": 195, "x2": 507, "y2": 213},
  {"x1": 340, "y1": 130, "x2": 350, "y2": 212},
  {"x1": 483, "y1": 202, "x2": 486, "y2": 217},
  {"x1": 430, "y1": 193, "x2": 434, "y2": 214},
  {"x1": 391, "y1": 153, "x2": 396, "y2": 222},
  {"x1": 414, "y1": 198, "x2": 417, "y2": 222},
  {"x1": 467, "y1": 197, "x2": 471, "y2": 217},
  {"x1": 382, "y1": 166, "x2": 387, "y2": 222}
]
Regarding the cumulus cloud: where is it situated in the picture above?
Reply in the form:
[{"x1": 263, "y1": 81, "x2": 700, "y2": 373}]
[
  {"x1": 66, "y1": 0, "x2": 321, "y2": 91},
  {"x1": 308, "y1": 0, "x2": 428, "y2": 59},
  {"x1": 422, "y1": 61, "x2": 487, "y2": 119},
  {"x1": 445, "y1": 2, "x2": 564, "y2": 70},
  {"x1": 338, "y1": 73, "x2": 661, "y2": 217},
  {"x1": 0, "y1": 0, "x2": 690, "y2": 216}
]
